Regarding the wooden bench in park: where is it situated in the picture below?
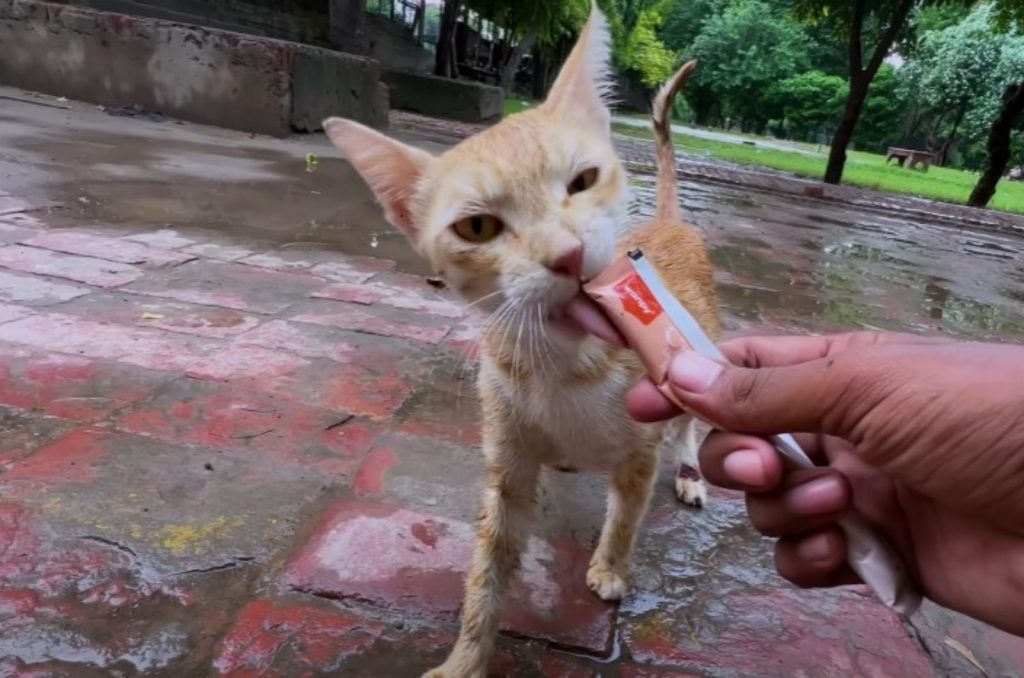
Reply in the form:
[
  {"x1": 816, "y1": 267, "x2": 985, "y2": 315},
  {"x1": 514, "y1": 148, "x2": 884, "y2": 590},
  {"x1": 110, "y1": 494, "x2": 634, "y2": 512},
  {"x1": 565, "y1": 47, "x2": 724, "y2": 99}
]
[{"x1": 886, "y1": 147, "x2": 935, "y2": 172}]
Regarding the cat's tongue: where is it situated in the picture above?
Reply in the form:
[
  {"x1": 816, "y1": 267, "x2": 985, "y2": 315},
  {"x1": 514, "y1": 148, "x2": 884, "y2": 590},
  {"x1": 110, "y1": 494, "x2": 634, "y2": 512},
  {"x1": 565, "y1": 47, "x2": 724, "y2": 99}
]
[{"x1": 564, "y1": 295, "x2": 626, "y2": 347}]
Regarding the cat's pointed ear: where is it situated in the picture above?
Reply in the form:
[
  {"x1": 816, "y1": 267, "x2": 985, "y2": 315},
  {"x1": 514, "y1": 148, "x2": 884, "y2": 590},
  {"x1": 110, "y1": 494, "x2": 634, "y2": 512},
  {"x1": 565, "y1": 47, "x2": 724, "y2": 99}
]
[
  {"x1": 543, "y1": 3, "x2": 614, "y2": 129},
  {"x1": 324, "y1": 117, "x2": 435, "y2": 241}
]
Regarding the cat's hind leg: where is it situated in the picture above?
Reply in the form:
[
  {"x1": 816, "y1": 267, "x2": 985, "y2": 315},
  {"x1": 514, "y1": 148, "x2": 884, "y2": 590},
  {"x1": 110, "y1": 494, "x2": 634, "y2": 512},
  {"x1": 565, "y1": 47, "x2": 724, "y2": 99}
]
[{"x1": 666, "y1": 415, "x2": 708, "y2": 508}]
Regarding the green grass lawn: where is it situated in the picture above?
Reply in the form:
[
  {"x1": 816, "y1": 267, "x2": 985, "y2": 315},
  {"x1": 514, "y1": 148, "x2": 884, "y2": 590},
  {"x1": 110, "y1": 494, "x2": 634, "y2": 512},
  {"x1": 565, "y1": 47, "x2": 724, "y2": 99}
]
[
  {"x1": 504, "y1": 97, "x2": 539, "y2": 116},
  {"x1": 611, "y1": 123, "x2": 1024, "y2": 216}
]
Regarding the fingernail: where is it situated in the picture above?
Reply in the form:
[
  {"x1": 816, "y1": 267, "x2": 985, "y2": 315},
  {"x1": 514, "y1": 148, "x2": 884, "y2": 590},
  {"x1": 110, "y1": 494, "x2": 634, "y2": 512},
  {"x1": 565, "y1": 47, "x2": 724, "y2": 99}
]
[
  {"x1": 797, "y1": 533, "x2": 835, "y2": 564},
  {"x1": 787, "y1": 477, "x2": 847, "y2": 515},
  {"x1": 669, "y1": 351, "x2": 724, "y2": 394},
  {"x1": 723, "y1": 449, "x2": 766, "y2": 487}
]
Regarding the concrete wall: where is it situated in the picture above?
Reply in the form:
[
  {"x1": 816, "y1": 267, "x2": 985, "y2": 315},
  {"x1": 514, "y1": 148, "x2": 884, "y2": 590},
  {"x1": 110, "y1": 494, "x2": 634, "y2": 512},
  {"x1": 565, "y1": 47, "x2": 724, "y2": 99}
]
[
  {"x1": 53, "y1": 0, "x2": 429, "y2": 74},
  {"x1": 366, "y1": 13, "x2": 431, "y2": 74},
  {"x1": 0, "y1": 0, "x2": 388, "y2": 135},
  {"x1": 382, "y1": 70, "x2": 504, "y2": 123},
  {"x1": 51, "y1": 0, "x2": 332, "y2": 45}
]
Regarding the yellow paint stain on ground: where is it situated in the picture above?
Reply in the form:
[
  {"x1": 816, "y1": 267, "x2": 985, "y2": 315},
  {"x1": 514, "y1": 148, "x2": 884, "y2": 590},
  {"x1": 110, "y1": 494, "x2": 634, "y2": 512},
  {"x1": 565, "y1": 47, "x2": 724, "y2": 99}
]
[{"x1": 151, "y1": 516, "x2": 244, "y2": 556}]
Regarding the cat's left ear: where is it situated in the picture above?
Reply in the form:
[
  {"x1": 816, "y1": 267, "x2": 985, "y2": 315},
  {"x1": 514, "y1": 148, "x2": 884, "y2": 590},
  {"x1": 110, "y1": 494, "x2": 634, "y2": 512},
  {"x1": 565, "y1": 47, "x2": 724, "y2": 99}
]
[
  {"x1": 324, "y1": 117, "x2": 435, "y2": 241},
  {"x1": 543, "y1": 3, "x2": 614, "y2": 130}
]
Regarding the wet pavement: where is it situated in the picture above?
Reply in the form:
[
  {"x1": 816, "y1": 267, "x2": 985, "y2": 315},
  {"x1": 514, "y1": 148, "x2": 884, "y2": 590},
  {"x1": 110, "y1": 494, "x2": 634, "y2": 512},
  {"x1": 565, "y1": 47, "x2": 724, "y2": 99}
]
[{"x1": 0, "y1": 87, "x2": 1023, "y2": 676}]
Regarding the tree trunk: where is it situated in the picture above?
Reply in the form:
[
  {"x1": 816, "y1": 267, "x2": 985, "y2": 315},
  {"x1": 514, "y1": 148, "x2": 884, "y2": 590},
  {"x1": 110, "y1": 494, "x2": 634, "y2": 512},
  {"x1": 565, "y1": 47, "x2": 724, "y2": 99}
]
[
  {"x1": 825, "y1": 0, "x2": 915, "y2": 185},
  {"x1": 499, "y1": 26, "x2": 539, "y2": 93},
  {"x1": 434, "y1": 0, "x2": 462, "y2": 78},
  {"x1": 532, "y1": 51, "x2": 549, "y2": 99},
  {"x1": 969, "y1": 81, "x2": 1024, "y2": 208},
  {"x1": 825, "y1": 76, "x2": 869, "y2": 184}
]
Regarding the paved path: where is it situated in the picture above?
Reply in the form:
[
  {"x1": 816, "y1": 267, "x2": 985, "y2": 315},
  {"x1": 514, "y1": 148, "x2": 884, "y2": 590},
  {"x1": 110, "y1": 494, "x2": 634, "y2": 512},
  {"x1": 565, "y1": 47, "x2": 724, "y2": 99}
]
[
  {"x1": 0, "y1": 93, "x2": 1021, "y2": 676},
  {"x1": 611, "y1": 115, "x2": 824, "y2": 156}
]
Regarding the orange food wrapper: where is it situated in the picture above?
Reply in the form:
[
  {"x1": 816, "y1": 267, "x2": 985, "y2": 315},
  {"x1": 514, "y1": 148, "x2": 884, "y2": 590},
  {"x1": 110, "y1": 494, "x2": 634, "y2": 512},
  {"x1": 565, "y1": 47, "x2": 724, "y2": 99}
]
[{"x1": 584, "y1": 250, "x2": 922, "y2": 617}]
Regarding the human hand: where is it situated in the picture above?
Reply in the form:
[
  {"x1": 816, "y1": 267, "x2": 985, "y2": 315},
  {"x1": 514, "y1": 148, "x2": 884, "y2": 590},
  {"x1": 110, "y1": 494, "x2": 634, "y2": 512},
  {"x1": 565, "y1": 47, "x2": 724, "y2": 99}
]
[{"x1": 628, "y1": 332, "x2": 1024, "y2": 635}]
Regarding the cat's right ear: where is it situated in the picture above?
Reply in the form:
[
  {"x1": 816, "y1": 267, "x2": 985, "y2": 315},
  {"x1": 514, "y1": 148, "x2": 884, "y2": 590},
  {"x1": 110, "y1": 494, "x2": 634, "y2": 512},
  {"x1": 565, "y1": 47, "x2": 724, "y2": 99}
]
[
  {"x1": 324, "y1": 117, "x2": 435, "y2": 241},
  {"x1": 542, "y1": 4, "x2": 613, "y2": 130}
]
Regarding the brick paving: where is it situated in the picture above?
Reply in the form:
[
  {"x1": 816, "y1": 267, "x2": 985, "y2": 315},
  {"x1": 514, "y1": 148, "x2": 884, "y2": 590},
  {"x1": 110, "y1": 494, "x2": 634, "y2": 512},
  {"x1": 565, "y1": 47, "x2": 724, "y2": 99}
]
[{"x1": 0, "y1": 177, "x2": 1022, "y2": 678}]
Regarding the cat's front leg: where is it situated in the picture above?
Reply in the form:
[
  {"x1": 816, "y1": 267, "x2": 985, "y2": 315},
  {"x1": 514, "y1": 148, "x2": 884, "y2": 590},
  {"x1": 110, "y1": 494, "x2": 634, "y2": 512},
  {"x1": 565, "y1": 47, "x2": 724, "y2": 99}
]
[
  {"x1": 424, "y1": 430, "x2": 543, "y2": 678},
  {"x1": 587, "y1": 447, "x2": 657, "y2": 601}
]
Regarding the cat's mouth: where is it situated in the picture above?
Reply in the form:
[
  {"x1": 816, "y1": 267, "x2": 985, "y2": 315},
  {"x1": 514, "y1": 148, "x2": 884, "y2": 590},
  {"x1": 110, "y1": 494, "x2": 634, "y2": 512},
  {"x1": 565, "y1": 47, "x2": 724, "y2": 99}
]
[{"x1": 555, "y1": 295, "x2": 625, "y2": 346}]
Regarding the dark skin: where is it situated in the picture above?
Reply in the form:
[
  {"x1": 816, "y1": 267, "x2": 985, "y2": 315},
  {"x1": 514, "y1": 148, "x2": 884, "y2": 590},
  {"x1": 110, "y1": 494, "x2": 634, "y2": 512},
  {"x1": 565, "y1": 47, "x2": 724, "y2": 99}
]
[{"x1": 627, "y1": 332, "x2": 1024, "y2": 637}]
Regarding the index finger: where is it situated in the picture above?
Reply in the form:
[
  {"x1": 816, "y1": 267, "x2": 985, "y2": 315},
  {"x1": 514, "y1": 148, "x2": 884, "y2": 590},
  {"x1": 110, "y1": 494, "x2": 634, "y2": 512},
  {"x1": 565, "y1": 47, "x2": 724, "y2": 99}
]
[{"x1": 720, "y1": 331, "x2": 954, "y2": 369}]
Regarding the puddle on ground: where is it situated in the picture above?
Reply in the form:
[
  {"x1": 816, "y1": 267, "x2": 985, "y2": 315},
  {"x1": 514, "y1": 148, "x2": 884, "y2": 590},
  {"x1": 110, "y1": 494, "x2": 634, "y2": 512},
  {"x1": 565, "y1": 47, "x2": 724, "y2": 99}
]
[
  {"x1": 2, "y1": 97, "x2": 1022, "y2": 342},
  {"x1": 631, "y1": 177, "x2": 1024, "y2": 341}
]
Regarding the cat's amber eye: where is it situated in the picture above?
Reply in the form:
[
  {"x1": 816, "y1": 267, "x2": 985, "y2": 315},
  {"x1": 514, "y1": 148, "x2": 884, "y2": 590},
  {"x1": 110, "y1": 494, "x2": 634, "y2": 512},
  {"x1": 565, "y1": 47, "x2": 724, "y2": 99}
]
[
  {"x1": 568, "y1": 168, "x2": 600, "y2": 196},
  {"x1": 453, "y1": 214, "x2": 504, "y2": 243}
]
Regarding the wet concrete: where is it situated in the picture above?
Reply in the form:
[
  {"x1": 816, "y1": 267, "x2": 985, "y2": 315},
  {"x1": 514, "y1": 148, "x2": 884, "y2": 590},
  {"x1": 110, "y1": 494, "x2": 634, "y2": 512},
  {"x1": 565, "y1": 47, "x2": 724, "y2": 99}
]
[
  {"x1": 1, "y1": 87, "x2": 1024, "y2": 676},
  {"x1": 0, "y1": 89, "x2": 444, "y2": 275},
  {"x1": 5, "y1": 87, "x2": 1021, "y2": 343}
]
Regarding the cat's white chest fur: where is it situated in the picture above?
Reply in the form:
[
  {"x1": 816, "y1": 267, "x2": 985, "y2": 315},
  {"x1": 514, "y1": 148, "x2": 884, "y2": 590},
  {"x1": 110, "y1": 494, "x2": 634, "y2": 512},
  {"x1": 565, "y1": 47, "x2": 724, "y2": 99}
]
[{"x1": 481, "y1": 349, "x2": 642, "y2": 470}]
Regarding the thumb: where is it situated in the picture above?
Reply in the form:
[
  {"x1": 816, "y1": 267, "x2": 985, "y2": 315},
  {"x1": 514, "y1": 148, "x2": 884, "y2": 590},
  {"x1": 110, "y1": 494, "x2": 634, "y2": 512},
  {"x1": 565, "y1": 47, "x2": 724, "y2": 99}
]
[{"x1": 666, "y1": 350, "x2": 878, "y2": 438}]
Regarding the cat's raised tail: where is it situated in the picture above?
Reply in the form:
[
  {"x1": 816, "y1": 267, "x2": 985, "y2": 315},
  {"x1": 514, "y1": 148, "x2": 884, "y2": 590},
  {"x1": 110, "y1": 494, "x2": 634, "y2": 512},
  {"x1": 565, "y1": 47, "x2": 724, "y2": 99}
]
[{"x1": 651, "y1": 60, "x2": 698, "y2": 224}]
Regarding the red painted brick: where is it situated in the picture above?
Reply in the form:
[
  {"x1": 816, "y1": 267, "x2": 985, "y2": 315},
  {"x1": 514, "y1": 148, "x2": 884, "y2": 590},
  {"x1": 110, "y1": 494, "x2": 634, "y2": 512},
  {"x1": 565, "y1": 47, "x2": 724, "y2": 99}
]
[
  {"x1": 0, "y1": 212, "x2": 45, "y2": 230},
  {"x1": 623, "y1": 587, "x2": 933, "y2": 676},
  {"x1": 0, "y1": 350, "x2": 166, "y2": 422},
  {"x1": 442, "y1": 320, "x2": 483, "y2": 358},
  {"x1": 292, "y1": 303, "x2": 454, "y2": 345},
  {"x1": 284, "y1": 360, "x2": 415, "y2": 420},
  {"x1": 115, "y1": 381, "x2": 377, "y2": 476},
  {"x1": 122, "y1": 229, "x2": 195, "y2": 250},
  {"x1": 312, "y1": 281, "x2": 465, "y2": 318},
  {"x1": 232, "y1": 320, "x2": 359, "y2": 363},
  {"x1": 0, "y1": 314, "x2": 215, "y2": 372},
  {"x1": 185, "y1": 346, "x2": 310, "y2": 381},
  {"x1": 0, "y1": 196, "x2": 33, "y2": 216},
  {"x1": 58, "y1": 293, "x2": 262, "y2": 339},
  {"x1": 0, "y1": 223, "x2": 36, "y2": 244},
  {"x1": 308, "y1": 256, "x2": 396, "y2": 283},
  {"x1": 241, "y1": 250, "x2": 395, "y2": 277},
  {"x1": 0, "y1": 412, "x2": 75, "y2": 470},
  {"x1": 310, "y1": 282, "x2": 380, "y2": 306},
  {"x1": 908, "y1": 600, "x2": 1024, "y2": 676},
  {"x1": 125, "y1": 260, "x2": 323, "y2": 314},
  {"x1": 183, "y1": 242, "x2": 254, "y2": 262},
  {"x1": 0, "y1": 303, "x2": 31, "y2": 325},
  {"x1": 3, "y1": 428, "x2": 108, "y2": 484},
  {"x1": 23, "y1": 232, "x2": 195, "y2": 267},
  {"x1": 0, "y1": 270, "x2": 88, "y2": 306},
  {"x1": 353, "y1": 447, "x2": 399, "y2": 495},
  {"x1": 283, "y1": 501, "x2": 615, "y2": 654},
  {"x1": 213, "y1": 599, "x2": 385, "y2": 677},
  {"x1": 0, "y1": 245, "x2": 143, "y2": 288},
  {"x1": 396, "y1": 384, "x2": 481, "y2": 448},
  {"x1": 620, "y1": 667, "x2": 702, "y2": 677}
]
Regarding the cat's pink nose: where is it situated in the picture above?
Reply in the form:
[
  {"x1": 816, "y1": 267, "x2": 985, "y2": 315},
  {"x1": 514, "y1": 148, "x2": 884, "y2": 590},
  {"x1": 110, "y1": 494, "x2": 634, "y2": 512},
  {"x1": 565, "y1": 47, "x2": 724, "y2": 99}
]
[{"x1": 548, "y1": 245, "x2": 584, "y2": 278}]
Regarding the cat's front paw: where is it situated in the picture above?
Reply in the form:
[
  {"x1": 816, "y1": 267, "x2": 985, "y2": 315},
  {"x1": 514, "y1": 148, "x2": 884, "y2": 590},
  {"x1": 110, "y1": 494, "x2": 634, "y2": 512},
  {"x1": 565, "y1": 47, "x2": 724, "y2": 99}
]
[
  {"x1": 422, "y1": 652, "x2": 487, "y2": 678},
  {"x1": 587, "y1": 561, "x2": 629, "y2": 601},
  {"x1": 676, "y1": 464, "x2": 708, "y2": 508}
]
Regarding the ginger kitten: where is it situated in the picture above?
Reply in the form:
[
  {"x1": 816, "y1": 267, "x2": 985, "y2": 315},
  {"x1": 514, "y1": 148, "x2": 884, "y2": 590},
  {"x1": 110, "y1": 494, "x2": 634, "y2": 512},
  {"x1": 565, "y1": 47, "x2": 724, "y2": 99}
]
[{"x1": 324, "y1": 6, "x2": 720, "y2": 676}]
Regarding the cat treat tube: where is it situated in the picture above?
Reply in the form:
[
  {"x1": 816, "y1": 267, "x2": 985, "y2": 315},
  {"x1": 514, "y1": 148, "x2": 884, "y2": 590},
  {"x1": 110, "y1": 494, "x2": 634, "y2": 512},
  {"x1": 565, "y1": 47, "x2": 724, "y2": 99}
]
[{"x1": 583, "y1": 249, "x2": 923, "y2": 617}]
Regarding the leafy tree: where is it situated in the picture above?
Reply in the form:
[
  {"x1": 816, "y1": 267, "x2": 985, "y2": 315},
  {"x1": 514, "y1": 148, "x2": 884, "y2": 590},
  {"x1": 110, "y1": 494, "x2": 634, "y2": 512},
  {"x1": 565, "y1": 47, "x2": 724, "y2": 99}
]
[
  {"x1": 900, "y1": 6, "x2": 1006, "y2": 165},
  {"x1": 691, "y1": 0, "x2": 811, "y2": 132},
  {"x1": 855, "y1": 64, "x2": 904, "y2": 152},
  {"x1": 970, "y1": 2, "x2": 1024, "y2": 207},
  {"x1": 659, "y1": 0, "x2": 723, "y2": 51},
  {"x1": 464, "y1": 0, "x2": 589, "y2": 92},
  {"x1": 790, "y1": 0, "x2": 973, "y2": 185},
  {"x1": 621, "y1": 2, "x2": 676, "y2": 87},
  {"x1": 767, "y1": 71, "x2": 847, "y2": 141}
]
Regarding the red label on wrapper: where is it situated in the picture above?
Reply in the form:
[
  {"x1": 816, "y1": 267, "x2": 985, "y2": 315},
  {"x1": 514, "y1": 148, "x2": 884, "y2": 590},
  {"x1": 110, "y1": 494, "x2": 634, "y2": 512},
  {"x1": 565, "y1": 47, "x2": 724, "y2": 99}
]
[{"x1": 615, "y1": 274, "x2": 662, "y2": 326}]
